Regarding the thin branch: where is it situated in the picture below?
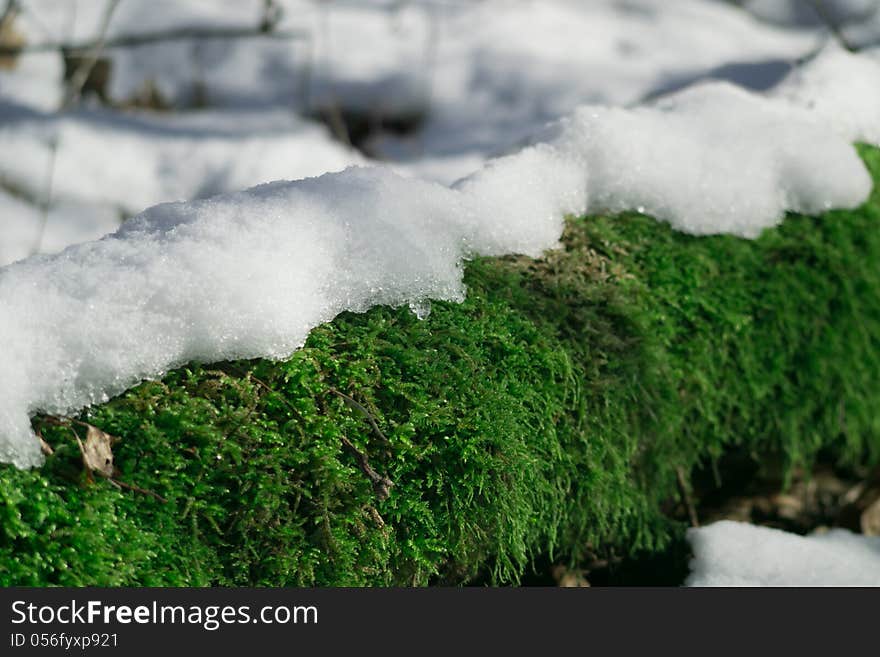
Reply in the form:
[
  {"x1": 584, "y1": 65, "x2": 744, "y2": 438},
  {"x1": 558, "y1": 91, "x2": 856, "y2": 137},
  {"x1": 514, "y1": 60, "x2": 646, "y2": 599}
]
[
  {"x1": 328, "y1": 387, "x2": 390, "y2": 445},
  {"x1": 1, "y1": 0, "x2": 20, "y2": 25},
  {"x1": 104, "y1": 474, "x2": 168, "y2": 503},
  {"x1": 30, "y1": 134, "x2": 58, "y2": 255},
  {"x1": 340, "y1": 435, "x2": 394, "y2": 501},
  {"x1": 61, "y1": 0, "x2": 121, "y2": 109},
  {"x1": 36, "y1": 427, "x2": 54, "y2": 456},
  {"x1": 676, "y1": 466, "x2": 700, "y2": 528},
  {"x1": 809, "y1": 0, "x2": 857, "y2": 52},
  {"x1": 260, "y1": 0, "x2": 283, "y2": 33},
  {"x1": 0, "y1": 24, "x2": 309, "y2": 57},
  {"x1": 222, "y1": 370, "x2": 394, "y2": 499}
]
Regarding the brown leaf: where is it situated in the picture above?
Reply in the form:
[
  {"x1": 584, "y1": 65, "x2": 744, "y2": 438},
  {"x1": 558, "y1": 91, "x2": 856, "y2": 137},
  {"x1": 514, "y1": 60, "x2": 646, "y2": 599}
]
[
  {"x1": 861, "y1": 496, "x2": 880, "y2": 536},
  {"x1": 76, "y1": 424, "x2": 116, "y2": 478},
  {"x1": 552, "y1": 565, "x2": 591, "y2": 588},
  {"x1": 0, "y1": 13, "x2": 25, "y2": 71}
]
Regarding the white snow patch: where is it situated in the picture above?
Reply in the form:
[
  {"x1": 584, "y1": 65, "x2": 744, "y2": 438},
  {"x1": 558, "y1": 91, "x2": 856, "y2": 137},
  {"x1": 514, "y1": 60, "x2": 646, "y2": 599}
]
[
  {"x1": 687, "y1": 521, "x2": 880, "y2": 586},
  {"x1": 542, "y1": 76, "x2": 872, "y2": 237},
  {"x1": 771, "y1": 45, "x2": 880, "y2": 145}
]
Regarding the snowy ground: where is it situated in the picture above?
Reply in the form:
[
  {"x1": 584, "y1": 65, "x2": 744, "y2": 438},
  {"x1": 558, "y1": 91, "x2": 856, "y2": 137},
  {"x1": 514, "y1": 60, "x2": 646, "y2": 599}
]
[
  {"x1": 2, "y1": 0, "x2": 880, "y2": 585},
  {"x1": 3, "y1": 0, "x2": 867, "y2": 263}
]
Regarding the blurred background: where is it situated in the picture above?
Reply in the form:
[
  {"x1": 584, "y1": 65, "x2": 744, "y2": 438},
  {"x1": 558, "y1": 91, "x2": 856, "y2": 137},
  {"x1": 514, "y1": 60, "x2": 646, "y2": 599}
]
[{"x1": 1, "y1": 0, "x2": 878, "y2": 266}]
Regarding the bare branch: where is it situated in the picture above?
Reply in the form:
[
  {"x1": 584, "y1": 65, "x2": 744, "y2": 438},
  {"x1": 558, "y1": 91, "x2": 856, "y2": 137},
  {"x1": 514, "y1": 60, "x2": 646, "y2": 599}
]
[
  {"x1": 809, "y1": 0, "x2": 857, "y2": 52},
  {"x1": 61, "y1": 0, "x2": 122, "y2": 109},
  {"x1": 1, "y1": 0, "x2": 20, "y2": 25},
  {"x1": 340, "y1": 435, "x2": 394, "y2": 501},
  {"x1": 0, "y1": 24, "x2": 309, "y2": 57},
  {"x1": 676, "y1": 466, "x2": 700, "y2": 528}
]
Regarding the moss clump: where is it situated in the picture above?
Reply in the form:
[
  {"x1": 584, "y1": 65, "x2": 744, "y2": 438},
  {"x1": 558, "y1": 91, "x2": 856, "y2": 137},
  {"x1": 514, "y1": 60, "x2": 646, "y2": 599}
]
[{"x1": 2, "y1": 146, "x2": 879, "y2": 586}]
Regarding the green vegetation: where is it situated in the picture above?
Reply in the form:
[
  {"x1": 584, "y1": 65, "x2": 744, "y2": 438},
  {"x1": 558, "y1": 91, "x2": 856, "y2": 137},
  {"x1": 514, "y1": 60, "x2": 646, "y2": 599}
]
[{"x1": 2, "y1": 145, "x2": 879, "y2": 586}]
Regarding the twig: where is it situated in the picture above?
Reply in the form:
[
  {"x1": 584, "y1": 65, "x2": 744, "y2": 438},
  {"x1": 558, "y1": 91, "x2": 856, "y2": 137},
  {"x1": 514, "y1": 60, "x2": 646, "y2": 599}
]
[
  {"x1": 40, "y1": 414, "x2": 98, "y2": 431},
  {"x1": 340, "y1": 435, "x2": 394, "y2": 501},
  {"x1": 61, "y1": 0, "x2": 121, "y2": 109},
  {"x1": 31, "y1": 133, "x2": 58, "y2": 255},
  {"x1": 321, "y1": 103, "x2": 352, "y2": 147},
  {"x1": 260, "y1": 0, "x2": 282, "y2": 33},
  {"x1": 328, "y1": 387, "x2": 390, "y2": 445},
  {"x1": 676, "y1": 466, "x2": 700, "y2": 528},
  {"x1": 104, "y1": 474, "x2": 168, "y2": 503},
  {"x1": 1, "y1": 0, "x2": 19, "y2": 25},
  {"x1": 368, "y1": 506, "x2": 385, "y2": 528},
  {"x1": 0, "y1": 24, "x2": 309, "y2": 56},
  {"x1": 809, "y1": 0, "x2": 857, "y2": 52},
  {"x1": 36, "y1": 427, "x2": 54, "y2": 456},
  {"x1": 236, "y1": 369, "x2": 308, "y2": 437}
]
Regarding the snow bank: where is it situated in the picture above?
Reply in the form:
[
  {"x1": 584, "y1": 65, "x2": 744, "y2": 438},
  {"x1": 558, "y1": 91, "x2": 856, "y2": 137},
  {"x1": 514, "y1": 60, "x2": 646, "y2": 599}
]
[
  {"x1": 0, "y1": 45, "x2": 878, "y2": 468},
  {"x1": 687, "y1": 521, "x2": 880, "y2": 586}
]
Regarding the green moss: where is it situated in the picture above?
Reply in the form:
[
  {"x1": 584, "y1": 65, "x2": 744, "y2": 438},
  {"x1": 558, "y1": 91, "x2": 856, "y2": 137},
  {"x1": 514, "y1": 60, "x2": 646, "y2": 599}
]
[{"x1": 2, "y1": 145, "x2": 879, "y2": 586}]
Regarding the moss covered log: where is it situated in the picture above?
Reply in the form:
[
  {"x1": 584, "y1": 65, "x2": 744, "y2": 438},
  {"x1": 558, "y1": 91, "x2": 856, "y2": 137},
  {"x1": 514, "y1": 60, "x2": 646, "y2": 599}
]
[{"x1": 2, "y1": 145, "x2": 879, "y2": 586}]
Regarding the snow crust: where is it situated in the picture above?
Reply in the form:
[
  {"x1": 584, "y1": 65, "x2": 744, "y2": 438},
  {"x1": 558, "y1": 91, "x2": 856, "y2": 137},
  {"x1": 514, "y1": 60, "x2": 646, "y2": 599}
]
[{"x1": 687, "y1": 521, "x2": 880, "y2": 586}]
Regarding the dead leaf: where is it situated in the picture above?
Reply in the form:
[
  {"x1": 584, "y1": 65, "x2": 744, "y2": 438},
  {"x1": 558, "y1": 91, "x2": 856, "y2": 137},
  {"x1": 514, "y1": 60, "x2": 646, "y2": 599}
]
[
  {"x1": 0, "y1": 12, "x2": 25, "y2": 71},
  {"x1": 861, "y1": 496, "x2": 880, "y2": 536},
  {"x1": 552, "y1": 565, "x2": 591, "y2": 588},
  {"x1": 76, "y1": 424, "x2": 116, "y2": 478}
]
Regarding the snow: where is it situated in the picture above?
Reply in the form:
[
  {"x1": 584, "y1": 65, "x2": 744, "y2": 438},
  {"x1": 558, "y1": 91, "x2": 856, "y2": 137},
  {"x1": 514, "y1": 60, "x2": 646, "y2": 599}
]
[
  {"x1": 1, "y1": 2, "x2": 879, "y2": 588},
  {"x1": 0, "y1": 159, "x2": 581, "y2": 468},
  {"x1": 687, "y1": 521, "x2": 880, "y2": 586},
  {"x1": 0, "y1": 3, "x2": 879, "y2": 478},
  {"x1": 732, "y1": 0, "x2": 880, "y2": 49},
  {"x1": 0, "y1": 104, "x2": 363, "y2": 220},
  {"x1": 1, "y1": 37, "x2": 879, "y2": 467},
  {"x1": 3, "y1": 0, "x2": 822, "y2": 185},
  {"x1": 0, "y1": 103, "x2": 361, "y2": 266},
  {"x1": 356, "y1": 0, "x2": 824, "y2": 183},
  {"x1": 771, "y1": 45, "x2": 880, "y2": 145},
  {"x1": 0, "y1": 189, "x2": 121, "y2": 265},
  {"x1": 542, "y1": 62, "x2": 874, "y2": 236}
]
